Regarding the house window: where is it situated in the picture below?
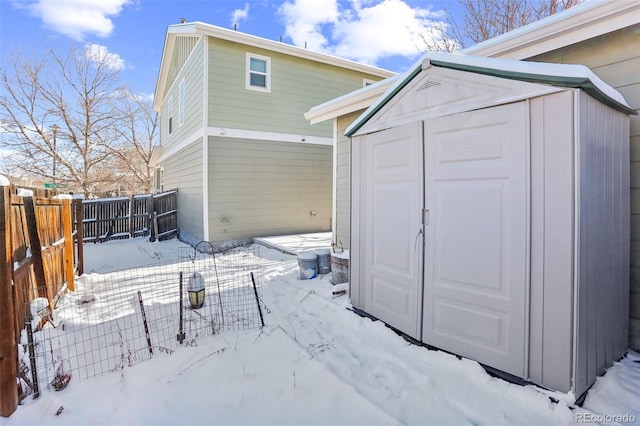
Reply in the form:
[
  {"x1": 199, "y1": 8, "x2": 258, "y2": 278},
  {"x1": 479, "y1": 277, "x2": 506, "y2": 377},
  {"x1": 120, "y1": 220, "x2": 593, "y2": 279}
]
[
  {"x1": 154, "y1": 168, "x2": 163, "y2": 193},
  {"x1": 168, "y1": 97, "x2": 173, "y2": 135},
  {"x1": 246, "y1": 53, "x2": 271, "y2": 92},
  {"x1": 178, "y1": 78, "x2": 185, "y2": 125}
]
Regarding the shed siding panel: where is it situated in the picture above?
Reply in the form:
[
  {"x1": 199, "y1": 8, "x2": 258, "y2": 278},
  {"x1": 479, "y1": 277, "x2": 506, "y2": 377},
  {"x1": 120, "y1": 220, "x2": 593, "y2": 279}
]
[
  {"x1": 575, "y1": 92, "x2": 630, "y2": 397},
  {"x1": 528, "y1": 92, "x2": 575, "y2": 392},
  {"x1": 528, "y1": 24, "x2": 639, "y2": 351},
  {"x1": 160, "y1": 139, "x2": 204, "y2": 243},
  {"x1": 161, "y1": 39, "x2": 204, "y2": 151},
  {"x1": 207, "y1": 137, "x2": 332, "y2": 241},
  {"x1": 207, "y1": 38, "x2": 383, "y2": 138}
]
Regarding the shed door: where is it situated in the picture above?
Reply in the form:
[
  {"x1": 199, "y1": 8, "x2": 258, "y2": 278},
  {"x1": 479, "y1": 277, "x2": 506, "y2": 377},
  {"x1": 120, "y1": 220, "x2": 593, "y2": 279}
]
[
  {"x1": 422, "y1": 102, "x2": 529, "y2": 377},
  {"x1": 360, "y1": 122, "x2": 423, "y2": 339}
]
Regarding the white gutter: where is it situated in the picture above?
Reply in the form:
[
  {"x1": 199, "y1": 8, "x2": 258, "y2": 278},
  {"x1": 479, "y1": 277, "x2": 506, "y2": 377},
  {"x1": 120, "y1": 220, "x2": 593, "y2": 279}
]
[{"x1": 463, "y1": 0, "x2": 640, "y2": 60}]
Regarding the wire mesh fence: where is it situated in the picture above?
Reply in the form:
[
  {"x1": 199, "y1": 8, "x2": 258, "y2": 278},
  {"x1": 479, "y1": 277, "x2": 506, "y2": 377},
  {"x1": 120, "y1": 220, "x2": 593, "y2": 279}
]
[{"x1": 17, "y1": 244, "x2": 266, "y2": 398}]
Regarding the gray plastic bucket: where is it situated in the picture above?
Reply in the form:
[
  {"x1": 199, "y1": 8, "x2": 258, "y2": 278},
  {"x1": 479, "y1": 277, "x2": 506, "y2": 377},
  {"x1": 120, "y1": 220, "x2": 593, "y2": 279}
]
[
  {"x1": 298, "y1": 251, "x2": 318, "y2": 280},
  {"x1": 316, "y1": 248, "x2": 331, "y2": 275},
  {"x1": 330, "y1": 250, "x2": 349, "y2": 285}
]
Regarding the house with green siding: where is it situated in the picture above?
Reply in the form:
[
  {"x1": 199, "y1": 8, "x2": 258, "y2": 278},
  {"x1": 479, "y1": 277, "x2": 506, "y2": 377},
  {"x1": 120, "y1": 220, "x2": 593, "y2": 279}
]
[{"x1": 151, "y1": 21, "x2": 394, "y2": 247}]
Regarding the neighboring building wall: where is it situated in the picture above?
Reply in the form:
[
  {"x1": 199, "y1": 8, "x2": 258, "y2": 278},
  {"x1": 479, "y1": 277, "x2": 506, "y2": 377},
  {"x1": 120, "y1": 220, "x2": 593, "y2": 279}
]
[
  {"x1": 207, "y1": 37, "x2": 383, "y2": 138},
  {"x1": 157, "y1": 37, "x2": 206, "y2": 245},
  {"x1": 160, "y1": 38, "x2": 204, "y2": 152},
  {"x1": 207, "y1": 137, "x2": 332, "y2": 241},
  {"x1": 161, "y1": 139, "x2": 205, "y2": 246},
  {"x1": 164, "y1": 36, "x2": 200, "y2": 101},
  {"x1": 335, "y1": 110, "x2": 365, "y2": 249},
  {"x1": 527, "y1": 24, "x2": 640, "y2": 350}
]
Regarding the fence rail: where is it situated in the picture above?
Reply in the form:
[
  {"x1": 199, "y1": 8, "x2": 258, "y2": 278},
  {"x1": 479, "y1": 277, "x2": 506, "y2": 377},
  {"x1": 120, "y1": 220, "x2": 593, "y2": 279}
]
[
  {"x1": 1, "y1": 186, "x2": 179, "y2": 417},
  {"x1": 81, "y1": 189, "x2": 177, "y2": 243},
  {"x1": 1, "y1": 185, "x2": 79, "y2": 417}
]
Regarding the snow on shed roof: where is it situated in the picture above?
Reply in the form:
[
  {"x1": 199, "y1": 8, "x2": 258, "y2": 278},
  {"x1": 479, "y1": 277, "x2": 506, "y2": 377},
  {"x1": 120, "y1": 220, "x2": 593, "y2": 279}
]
[{"x1": 345, "y1": 52, "x2": 637, "y2": 138}]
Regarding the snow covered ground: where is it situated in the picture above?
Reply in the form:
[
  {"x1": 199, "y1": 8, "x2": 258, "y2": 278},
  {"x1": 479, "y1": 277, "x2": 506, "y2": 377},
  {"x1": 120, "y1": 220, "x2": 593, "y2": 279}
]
[{"x1": 3, "y1": 237, "x2": 639, "y2": 425}]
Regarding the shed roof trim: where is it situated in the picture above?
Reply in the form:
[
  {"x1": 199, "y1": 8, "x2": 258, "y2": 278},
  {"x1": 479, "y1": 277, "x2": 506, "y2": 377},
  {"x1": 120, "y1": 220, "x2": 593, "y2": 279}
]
[
  {"x1": 345, "y1": 52, "x2": 637, "y2": 137},
  {"x1": 304, "y1": 76, "x2": 399, "y2": 124}
]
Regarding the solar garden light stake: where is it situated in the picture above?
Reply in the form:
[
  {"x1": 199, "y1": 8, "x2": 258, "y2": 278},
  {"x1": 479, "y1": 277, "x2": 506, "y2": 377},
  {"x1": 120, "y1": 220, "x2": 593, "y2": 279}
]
[
  {"x1": 189, "y1": 241, "x2": 225, "y2": 327},
  {"x1": 177, "y1": 271, "x2": 185, "y2": 343}
]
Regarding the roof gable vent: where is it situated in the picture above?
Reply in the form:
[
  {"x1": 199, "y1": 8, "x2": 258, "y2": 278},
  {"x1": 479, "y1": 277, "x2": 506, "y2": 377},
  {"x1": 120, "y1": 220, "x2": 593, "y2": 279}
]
[{"x1": 416, "y1": 79, "x2": 440, "y2": 91}]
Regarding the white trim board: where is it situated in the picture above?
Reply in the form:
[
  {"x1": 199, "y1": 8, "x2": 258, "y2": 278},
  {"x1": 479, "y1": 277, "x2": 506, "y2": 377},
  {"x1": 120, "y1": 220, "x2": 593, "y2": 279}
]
[
  {"x1": 155, "y1": 130, "x2": 205, "y2": 164},
  {"x1": 207, "y1": 127, "x2": 332, "y2": 146},
  {"x1": 155, "y1": 127, "x2": 332, "y2": 164},
  {"x1": 462, "y1": 0, "x2": 640, "y2": 60}
]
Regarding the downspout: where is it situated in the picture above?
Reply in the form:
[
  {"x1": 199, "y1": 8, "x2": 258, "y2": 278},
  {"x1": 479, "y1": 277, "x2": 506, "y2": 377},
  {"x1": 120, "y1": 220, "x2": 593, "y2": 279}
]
[
  {"x1": 331, "y1": 119, "x2": 338, "y2": 243},
  {"x1": 202, "y1": 36, "x2": 210, "y2": 241}
]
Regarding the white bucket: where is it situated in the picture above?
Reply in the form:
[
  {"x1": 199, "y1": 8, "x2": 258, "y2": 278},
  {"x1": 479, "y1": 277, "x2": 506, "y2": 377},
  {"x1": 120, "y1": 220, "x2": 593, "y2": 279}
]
[
  {"x1": 297, "y1": 251, "x2": 318, "y2": 280},
  {"x1": 316, "y1": 248, "x2": 331, "y2": 275},
  {"x1": 330, "y1": 250, "x2": 349, "y2": 285}
]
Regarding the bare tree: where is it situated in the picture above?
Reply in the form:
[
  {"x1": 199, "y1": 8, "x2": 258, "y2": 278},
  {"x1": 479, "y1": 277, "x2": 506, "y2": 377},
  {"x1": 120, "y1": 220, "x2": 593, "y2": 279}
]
[
  {"x1": 108, "y1": 92, "x2": 158, "y2": 194},
  {"x1": 460, "y1": 0, "x2": 583, "y2": 45},
  {"x1": 421, "y1": 0, "x2": 583, "y2": 53},
  {"x1": 419, "y1": 21, "x2": 463, "y2": 53},
  {"x1": 0, "y1": 45, "x2": 157, "y2": 197}
]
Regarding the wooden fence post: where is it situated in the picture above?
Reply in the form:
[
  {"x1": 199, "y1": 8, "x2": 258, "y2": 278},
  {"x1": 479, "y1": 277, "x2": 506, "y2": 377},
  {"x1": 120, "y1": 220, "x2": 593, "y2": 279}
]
[
  {"x1": 62, "y1": 199, "x2": 75, "y2": 291},
  {"x1": 0, "y1": 185, "x2": 18, "y2": 417},
  {"x1": 23, "y1": 197, "x2": 49, "y2": 306},
  {"x1": 128, "y1": 195, "x2": 134, "y2": 239},
  {"x1": 146, "y1": 195, "x2": 156, "y2": 242},
  {"x1": 74, "y1": 199, "x2": 84, "y2": 276}
]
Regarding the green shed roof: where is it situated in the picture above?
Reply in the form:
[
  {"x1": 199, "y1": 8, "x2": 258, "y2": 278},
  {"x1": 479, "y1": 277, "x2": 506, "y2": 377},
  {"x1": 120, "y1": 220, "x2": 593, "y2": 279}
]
[{"x1": 345, "y1": 52, "x2": 637, "y2": 138}]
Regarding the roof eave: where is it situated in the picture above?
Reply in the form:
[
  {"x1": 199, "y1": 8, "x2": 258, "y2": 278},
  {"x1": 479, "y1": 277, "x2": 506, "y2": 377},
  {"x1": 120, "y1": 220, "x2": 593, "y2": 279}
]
[
  {"x1": 153, "y1": 21, "x2": 395, "y2": 113},
  {"x1": 462, "y1": 0, "x2": 640, "y2": 59},
  {"x1": 345, "y1": 65, "x2": 423, "y2": 137},
  {"x1": 190, "y1": 21, "x2": 394, "y2": 78},
  {"x1": 305, "y1": 77, "x2": 398, "y2": 124}
]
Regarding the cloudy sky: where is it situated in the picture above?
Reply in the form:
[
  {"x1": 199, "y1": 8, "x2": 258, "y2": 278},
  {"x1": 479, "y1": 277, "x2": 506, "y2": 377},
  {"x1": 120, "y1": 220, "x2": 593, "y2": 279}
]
[{"x1": 0, "y1": 0, "x2": 463, "y2": 98}]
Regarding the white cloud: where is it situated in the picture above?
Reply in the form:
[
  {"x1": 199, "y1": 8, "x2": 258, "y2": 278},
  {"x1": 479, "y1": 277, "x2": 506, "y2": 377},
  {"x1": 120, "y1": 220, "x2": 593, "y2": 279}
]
[
  {"x1": 19, "y1": 0, "x2": 130, "y2": 41},
  {"x1": 231, "y1": 3, "x2": 250, "y2": 28},
  {"x1": 278, "y1": 0, "x2": 449, "y2": 66},
  {"x1": 84, "y1": 44, "x2": 126, "y2": 71},
  {"x1": 279, "y1": 0, "x2": 339, "y2": 50}
]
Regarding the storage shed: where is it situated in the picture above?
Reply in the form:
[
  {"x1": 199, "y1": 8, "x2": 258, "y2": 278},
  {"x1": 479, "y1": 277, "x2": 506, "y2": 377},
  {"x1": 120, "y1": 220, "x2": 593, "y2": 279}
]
[{"x1": 346, "y1": 53, "x2": 636, "y2": 397}]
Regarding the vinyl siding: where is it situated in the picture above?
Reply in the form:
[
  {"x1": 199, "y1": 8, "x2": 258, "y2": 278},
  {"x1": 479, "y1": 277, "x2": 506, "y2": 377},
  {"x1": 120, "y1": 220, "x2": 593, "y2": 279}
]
[
  {"x1": 164, "y1": 36, "x2": 200, "y2": 99},
  {"x1": 207, "y1": 136, "x2": 332, "y2": 241},
  {"x1": 528, "y1": 91, "x2": 575, "y2": 393},
  {"x1": 574, "y1": 92, "x2": 630, "y2": 397},
  {"x1": 207, "y1": 37, "x2": 384, "y2": 137},
  {"x1": 160, "y1": 37, "x2": 204, "y2": 152},
  {"x1": 527, "y1": 24, "x2": 640, "y2": 351},
  {"x1": 161, "y1": 139, "x2": 205, "y2": 244},
  {"x1": 336, "y1": 110, "x2": 365, "y2": 249}
]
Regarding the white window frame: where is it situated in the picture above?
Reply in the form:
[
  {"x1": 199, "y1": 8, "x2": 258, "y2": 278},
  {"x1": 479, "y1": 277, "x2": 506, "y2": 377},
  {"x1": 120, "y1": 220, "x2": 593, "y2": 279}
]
[
  {"x1": 178, "y1": 78, "x2": 185, "y2": 126},
  {"x1": 154, "y1": 167, "x2": 164, "y2": 193},
  {"x1": 246, "y1": 53, "x2": 271, "y2": 93},
  {"x1": 167, "y1": 96, "x2": 173, "y2": 135}
]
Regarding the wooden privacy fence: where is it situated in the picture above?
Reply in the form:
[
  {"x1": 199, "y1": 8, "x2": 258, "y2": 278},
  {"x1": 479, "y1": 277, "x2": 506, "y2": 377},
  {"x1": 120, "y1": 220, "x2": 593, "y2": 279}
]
[
  {"x1": 0, "y1": 185, "x2": 79, "y2": 417},
  {"x1": 81, "y1": 189, "x2": 177, "y2": 243}
]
